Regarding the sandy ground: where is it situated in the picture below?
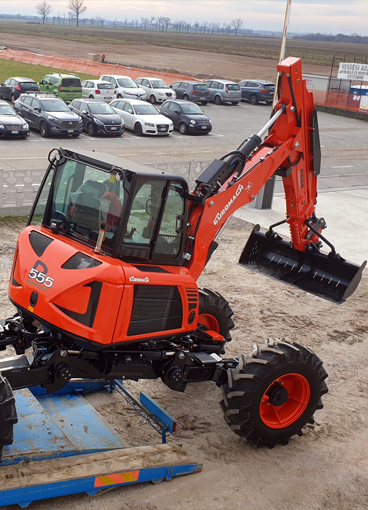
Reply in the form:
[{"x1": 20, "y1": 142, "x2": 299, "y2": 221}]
[
  {"x1": 0, "y1": 35, "x2": 368, "y2": 509},
  {"x1": 1, "y1": 217, "x2": 367, "y2": 510}
]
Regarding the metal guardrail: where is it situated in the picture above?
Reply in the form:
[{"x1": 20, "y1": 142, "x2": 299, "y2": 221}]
[{"x1": 0, "y1": 160, "x2": 211, "y2": 217}]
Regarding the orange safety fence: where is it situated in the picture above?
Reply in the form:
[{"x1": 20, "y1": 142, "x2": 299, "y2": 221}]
[{"x1": 0, "y1": 47, "x2": 198, "y2": 84}]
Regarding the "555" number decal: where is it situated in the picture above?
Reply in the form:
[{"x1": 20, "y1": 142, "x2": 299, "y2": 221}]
[{"x1": 28, "y1": 260, "x2": 55, "y2": 288}]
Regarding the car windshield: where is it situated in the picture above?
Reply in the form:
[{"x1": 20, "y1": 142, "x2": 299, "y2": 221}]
[
  {"x1": 133, "y1": 104, "x2": 159, "y2": 115},
  {"x1": 117, "y1": 78, "x2": 138, "y2": 88},
  {"x1": 0, "y1": 105, "x2": 16, "y2": 115},
  {"x1": 41, "y1": 100, "x2": 70, "y2": 112},
  {"x1": 151, "y1": 80, "x2": 169, "y2": 89},
  {"x1": 181, "y1": 103, "x2": 203, "y2": 115},
  {"x1": 89, "y1": 103, "x2": 115, "y2": 114}
]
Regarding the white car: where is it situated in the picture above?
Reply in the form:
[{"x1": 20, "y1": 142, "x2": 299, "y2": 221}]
[
  {"x1": 100, "y1": 74, "x2": 146, "y2": 101},
  {"x1": 135, "y1": 77, "x2": 177, "y2": 104},
  {"x1": 110, "y1": 98, "x2": 173, "y2": 136},
  {"x1": 81, "y1": 80, "x2": 116, "y2": 102}
]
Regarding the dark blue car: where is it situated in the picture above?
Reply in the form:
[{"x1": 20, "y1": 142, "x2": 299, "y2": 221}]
[
  {"x1": 159, "y1": 99, "x2": 212, "y2": 135},
  {"x1": 70, "y1": 98, "x2": 125, "y2": 136},
  {"x1": 14, "y1": 93, "x2": 83, "y2": 137}
]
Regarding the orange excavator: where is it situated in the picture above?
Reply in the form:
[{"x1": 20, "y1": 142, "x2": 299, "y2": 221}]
[{"x1": 0, "y1": 57, "x2": 366, "y2": 458}]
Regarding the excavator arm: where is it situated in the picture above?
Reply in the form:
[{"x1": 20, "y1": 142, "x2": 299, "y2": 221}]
[{"x1": 186, "y1": 57, "x2": 366, "y2": 302}]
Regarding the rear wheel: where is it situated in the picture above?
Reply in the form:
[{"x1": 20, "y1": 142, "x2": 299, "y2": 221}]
[
  {"x1": 249, "y1": 94, "x2": 258, "y2": 105},
  {"x1": 214, "y1": 95, "x2": 222, "y2": 105},
  {"x1": 10, "y1": 93, "x2": 15, "y2": 104},
  {"x1": 134, "y1": 122, "x2": 143, "y2": 136},
  {"x1": 220, "y1": 340, "x2": 328, "y2": 447},
  {"x1": 39, "y1": 121, "x2": 49, "y2": 138},
  {"x1": 198, "y1": 288, "x2": 234, "y2": 342},
  {"x1": 179, "y1": 122, "x2": 188, "y2": 135},
  {"x1": 0, "y1": 374, "x2": 18, "y2": 462},
  {"x1": 89, "y1": 94, "x2": 94, "y2": 99},
  {"x1": 117, "y1": 94, "x2": 123, "y2": 98},
  {"x1": 183, "y1": 94, "x2": 189, "y2": 101},
  {"x1": 201, "y1": 101, "x2": 208, "y2": 105}
]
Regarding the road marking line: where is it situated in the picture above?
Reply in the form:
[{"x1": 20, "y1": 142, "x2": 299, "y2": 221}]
[{"x1": 331, "y1": 165, "x2": 355, "y2": 168}]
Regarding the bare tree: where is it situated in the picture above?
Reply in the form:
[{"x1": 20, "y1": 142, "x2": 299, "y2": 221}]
[
  {"x1": 36, "y1": 0, "x2": 52, "y2": 24},
  {"x1": 231, "y1": 18, "x2": 244, "y2": 35},
  {"x1": 68, "y1": 0, "x2": 87, "y2": 27}
]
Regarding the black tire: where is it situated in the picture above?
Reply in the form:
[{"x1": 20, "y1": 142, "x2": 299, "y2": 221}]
[
  {"x1": 183, "y1": 94, "x2": 189, "y2": 101},
  {"x1": 214, "y1": 95, "x2": 222, "y2": 105},
  {"x1": 231, "y1": 102, "x2": 239, "y2": 106},
  {"x1": 179, "y1": 122, "x2": 188, "y2": 135},
  {"x1": 89, "y1": 94, "x2": 94, "y2": 99},
  {"x1": 134, "y1": 122, "x2": 143, "y2": 136},
  {"x1": 266, "y1": 100, "x2": 273, "y2": 105},
  {"x1": 10, "y1": 93, "x2": 15, "y2": 104},
  {"x1": 117, "y1": 94, "x2": 123, "y2": 98},
  {"x1": 87, "y1": 122, "x2": 95, "y2": 136},
  {"x1": 220, "y1": 340, "x2": 328, "y2": 448},
  {"x1": 39, "y1": 121, "x2": 49, "y2": 138},
  {"x1": 249, "y1": 94, "x2": 258, "y2": 105},
  {"x1": 198, "y1": 288, "x2": 234, "y2": 342},
  {"x1": 0, "y1": 374, "x2": 18, "y2": 463},
  {"x1": 201, "y1": 101, "x2": 208, "y2": 105},
  {"x1": 150, "y1": 94, "x2": 156, "y2": 104}
]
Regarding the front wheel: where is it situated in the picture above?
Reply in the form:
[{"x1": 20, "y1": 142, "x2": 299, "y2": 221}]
[
  {"x1": 87, "y1": 122, "x2": 95, "y2": 136},
  {"x1": 150, "y1": 94, "x2": 156, "y2": 104},
  {"x1": 39, "y1": 121, "x2": 49, "y2": 138},
  {"x1": 0, "y1": 374, "x2": 18, "y2": 462},
  {"x1": 179, "y1": 122, "x2": 188, "y2": 135},
  {"x1": 134, "y1": 122, "x2": 143, "y2": 136},
  {"x1": 198, "y1": 288, "x2": 234, "y2": 342},
  {"x1": 220, "y1": 340, "x2": 328, "y2": 447}
]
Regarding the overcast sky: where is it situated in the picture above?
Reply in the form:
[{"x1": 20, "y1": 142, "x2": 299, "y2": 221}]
[{"x1": 1, "y1": 0, "x2": 368, "y2": 36}]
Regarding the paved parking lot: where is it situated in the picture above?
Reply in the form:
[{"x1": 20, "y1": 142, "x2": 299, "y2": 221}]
[{"x1": 1, "y1": 101, "x2": 368, "y2": 193}]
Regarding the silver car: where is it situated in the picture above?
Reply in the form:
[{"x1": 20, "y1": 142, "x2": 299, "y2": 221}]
[{"x1": 202, "y1": 79, "x2": 241, "y2": 105}]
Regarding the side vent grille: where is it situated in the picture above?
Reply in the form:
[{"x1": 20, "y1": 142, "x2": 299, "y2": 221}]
[
  {"x1": 128, "y1": 285, "x2": 182, "y2": 336},
  {"x1": 185, "y1": 287, "x2": 198, "y2": 312}
]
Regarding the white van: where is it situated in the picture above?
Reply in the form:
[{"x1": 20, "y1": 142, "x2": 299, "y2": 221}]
[{"x1": 100, "y1": 75, "x2": 146, "y2": 101}]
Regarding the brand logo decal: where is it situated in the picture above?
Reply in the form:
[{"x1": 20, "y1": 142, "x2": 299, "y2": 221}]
[
  {"x1": 213, "y1": 184, "x2": 244, "y2": 225},
  {"x1": 129, "y1": 276, "x2": 150, "y2": 283}
]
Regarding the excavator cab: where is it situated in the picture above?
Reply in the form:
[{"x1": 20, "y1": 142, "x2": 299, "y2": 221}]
[{"x1": 29, "y1": 148, "x2": 189, "y2": 266}]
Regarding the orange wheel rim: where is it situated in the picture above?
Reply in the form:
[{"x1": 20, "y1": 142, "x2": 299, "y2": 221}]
[
  {"x1": 198, "y1": 314, "x2": 220, "y2": 333},
  {"x1": 259, "y1": 373, "x2": 310, "y2": 429}
]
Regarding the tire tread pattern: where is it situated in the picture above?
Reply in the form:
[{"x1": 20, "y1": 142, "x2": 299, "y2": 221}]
[{"x1": 0, "y1": 374, "x2": 18, "y2": 462}]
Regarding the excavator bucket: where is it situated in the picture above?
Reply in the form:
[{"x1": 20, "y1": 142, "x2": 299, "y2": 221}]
[{"x1": 239, "y1": 225, "x2": 366, "y2": 304}]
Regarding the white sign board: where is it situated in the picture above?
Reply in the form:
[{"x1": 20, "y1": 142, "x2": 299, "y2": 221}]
[{"x1": 337, "y1": 62, "x2": 368, "y2": 81}]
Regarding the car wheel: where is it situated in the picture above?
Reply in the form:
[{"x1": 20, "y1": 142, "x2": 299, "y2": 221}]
[
  {"x1": 201, "y1": 101, "x2": 208, "y2": 105},
  {"x1": 250, "y1": 94, "x2": 258, "y2": 105},
  {"x1": 179, "y1": 123, "x2": 188, "y2": 135},
  {"x1": 117, "y1": 94, "x2": 122, "y2": 98},
  {"x1": 10, "y1": 94, "x2": 15, "y2": 104},
  {"x1": 183, "y1": 94, "x2": 189, "y2": 101},
  {"x1": 134, "y1": 122, "x2": 143, "y2": 136},
  {"x1": 89, "y1": 95, "x2": 94, "y2": 99},
  {"x1": 87, "y1": 122, "x2": 95, "y2": 136},
  {"x1": 214, "y1": 95, "x2": 222, "y2": 105},
  {"x1": 150, "y1": 95, "x2": 156, "y2": 104},
  {"x1": 71, "y1": 133, "x2": 80, "y2": 137},
  {"x1": 39, "y1": 121, "x2": 49, "y2": 138},
  {"x1": 231, "y1": 102, "x2": 239, "y2": 106},
  {"x1": 266, "y1": 100, "x2": 273, "y2": 105}
]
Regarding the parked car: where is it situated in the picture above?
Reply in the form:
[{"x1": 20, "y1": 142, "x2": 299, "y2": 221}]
[
  {"x1": 69, "y1": 98, "x2": 125, "y2": 136},
  {"x1": 0, "y1": 100, "x2": 30, "y2": 138},
  {"x1": 81, "y1": 80, "x2": 116, "y2": 102},
  {"x1": 168, "y1": 81, "x2": 210, "y2": 105},
  {"x1": 135, "y1": 77, "x2": 176, "y2": 104},
  {"x1": 202, "y1": 79, "x2": 241, "y2": 105},
  {"x1": 0, "y1": 77, "x2": 39, "y2": 103},
  {"x1": 38, "y1": 73, "x2": 82, "y2": 102},
  {"x1": 110, "y1": 98, "x2": 173, "y2": 136},
  {"x1": 14, "y1": 93, "x2": 83, "y2": 138},
  {"x1": 238, "y1": 80, "x2": 275, "y2": 104},
  {"x1": 159, "y1": 99, "x2": 212, "y2": 135},
  {"x1": 99, "y1": 75, "x2": 146, "y2": 101}
]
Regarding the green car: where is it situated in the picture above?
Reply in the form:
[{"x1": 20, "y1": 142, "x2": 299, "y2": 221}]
[{"x1": 38, "y1": 73, "x2": 82, "y2": 102}]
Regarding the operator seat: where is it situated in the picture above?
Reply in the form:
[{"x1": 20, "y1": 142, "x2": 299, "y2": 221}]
[{"x1": 71, "y1": 180, "x2": 107, "y2": 236}]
